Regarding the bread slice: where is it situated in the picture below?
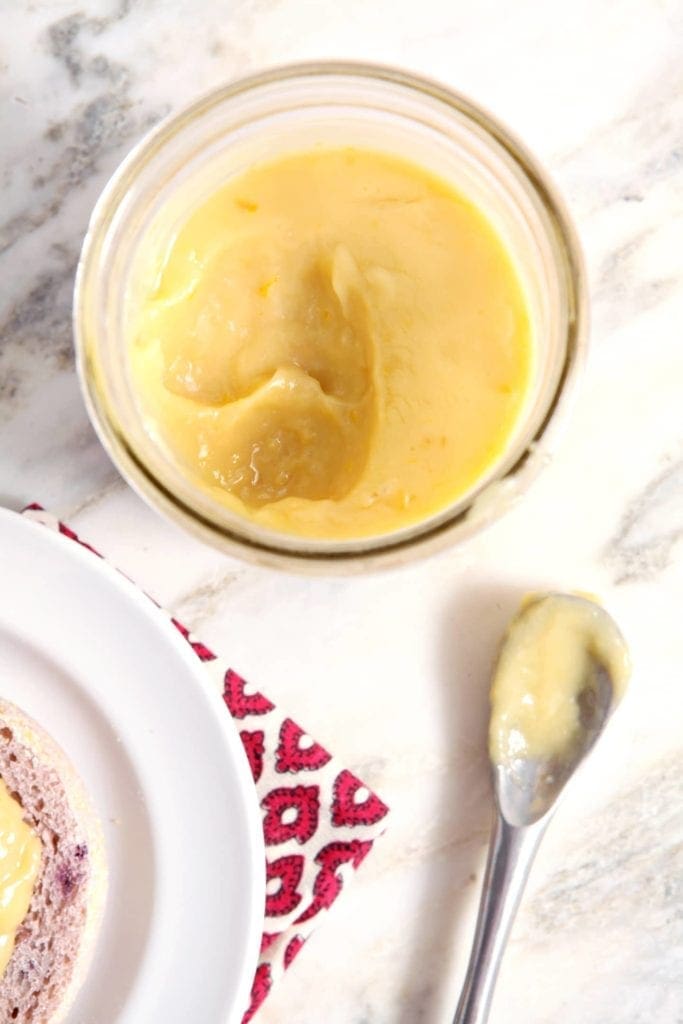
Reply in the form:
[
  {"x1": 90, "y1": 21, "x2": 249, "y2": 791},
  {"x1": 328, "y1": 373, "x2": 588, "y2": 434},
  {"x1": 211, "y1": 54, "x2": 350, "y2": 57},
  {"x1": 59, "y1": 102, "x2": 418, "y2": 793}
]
[{"x1": 0, "y1": 700, "x2": 107, "y2": 1023}]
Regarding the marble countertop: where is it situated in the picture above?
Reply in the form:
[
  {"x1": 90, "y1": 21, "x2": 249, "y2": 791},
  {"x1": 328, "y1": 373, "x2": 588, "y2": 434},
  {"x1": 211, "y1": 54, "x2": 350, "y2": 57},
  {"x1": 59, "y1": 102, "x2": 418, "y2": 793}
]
[{"x1": 2, "y1": 1, "x2": 682, "y2": 1021}]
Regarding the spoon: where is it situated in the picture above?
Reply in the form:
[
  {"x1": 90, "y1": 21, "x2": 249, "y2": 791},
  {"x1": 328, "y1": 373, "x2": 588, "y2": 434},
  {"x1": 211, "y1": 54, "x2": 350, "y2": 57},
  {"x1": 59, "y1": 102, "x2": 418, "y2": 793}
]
[{"x1": 452, "y1": 593, "x2": 630, "y2": 1024}]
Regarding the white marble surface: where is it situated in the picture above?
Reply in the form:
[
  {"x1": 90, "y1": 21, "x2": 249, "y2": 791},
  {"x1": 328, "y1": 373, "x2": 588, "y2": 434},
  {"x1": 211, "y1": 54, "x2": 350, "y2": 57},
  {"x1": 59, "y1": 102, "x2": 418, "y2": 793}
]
[{"x1": 2, "y1": 1, "x2": 683, "y2": 1021}]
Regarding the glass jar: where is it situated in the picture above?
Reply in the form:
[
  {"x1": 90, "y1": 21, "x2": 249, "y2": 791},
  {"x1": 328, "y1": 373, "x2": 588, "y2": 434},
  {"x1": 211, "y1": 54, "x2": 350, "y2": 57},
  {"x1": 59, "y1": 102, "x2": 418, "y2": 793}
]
[{"x1": 74, "y1": 62, "x2": 587, "y2": 572}]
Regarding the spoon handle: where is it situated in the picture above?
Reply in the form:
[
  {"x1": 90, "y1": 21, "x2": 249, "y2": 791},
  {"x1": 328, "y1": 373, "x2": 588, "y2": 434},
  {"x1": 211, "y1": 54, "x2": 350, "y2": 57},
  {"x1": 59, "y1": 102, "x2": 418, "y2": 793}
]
[{"x1": 452, "y1": 812, "x2": 549, "y2": 1024}]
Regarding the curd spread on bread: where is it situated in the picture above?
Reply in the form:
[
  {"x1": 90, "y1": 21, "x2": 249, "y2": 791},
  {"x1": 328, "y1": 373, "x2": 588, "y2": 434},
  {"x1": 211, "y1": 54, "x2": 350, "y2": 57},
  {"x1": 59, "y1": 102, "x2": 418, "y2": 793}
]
[
  {"x1": 489, "y1": 595, "x2": 631, "y2": 766},
  {"x1": 130, "y1": 148, "x2": 532, "y2": 539},
  {"x1": 0, "y1": 778, "x2": 41, "y2": 977}
]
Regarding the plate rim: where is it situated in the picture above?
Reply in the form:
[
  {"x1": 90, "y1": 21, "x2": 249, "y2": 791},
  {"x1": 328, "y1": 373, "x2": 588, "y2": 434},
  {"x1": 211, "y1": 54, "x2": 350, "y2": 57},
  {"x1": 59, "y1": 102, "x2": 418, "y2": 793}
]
[{"x1": 0, "y1": 506, "x2": 265, "y2": 1023}]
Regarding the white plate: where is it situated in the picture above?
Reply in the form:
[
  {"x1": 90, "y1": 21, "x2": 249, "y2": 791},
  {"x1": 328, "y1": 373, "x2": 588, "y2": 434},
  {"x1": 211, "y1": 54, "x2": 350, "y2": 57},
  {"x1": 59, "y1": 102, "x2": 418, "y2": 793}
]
[{"x1": 0, "y1": 508, "x2": 264, "y2": 1024}]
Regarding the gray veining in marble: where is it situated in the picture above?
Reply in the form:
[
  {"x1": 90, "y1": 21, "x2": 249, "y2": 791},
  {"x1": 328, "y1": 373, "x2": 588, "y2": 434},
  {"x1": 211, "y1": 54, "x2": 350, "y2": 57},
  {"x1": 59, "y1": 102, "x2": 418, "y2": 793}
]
[
  {"x1": 1, "y1": 2, "x2": 682, "y2": 1022},
  {"x1": 606, "y1": 456, "x2": 683, "y2": 584}
]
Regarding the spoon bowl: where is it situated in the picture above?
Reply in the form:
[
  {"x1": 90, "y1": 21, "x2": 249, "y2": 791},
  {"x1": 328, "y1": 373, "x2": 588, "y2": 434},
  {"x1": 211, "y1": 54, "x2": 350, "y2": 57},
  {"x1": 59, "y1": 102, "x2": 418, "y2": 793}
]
[
  {"x1": 453, "y1": 592, "x2": 630, "y2": 1024},
  {"x1": 495, "y1": 660, "x2": 614, "y2": 827}
]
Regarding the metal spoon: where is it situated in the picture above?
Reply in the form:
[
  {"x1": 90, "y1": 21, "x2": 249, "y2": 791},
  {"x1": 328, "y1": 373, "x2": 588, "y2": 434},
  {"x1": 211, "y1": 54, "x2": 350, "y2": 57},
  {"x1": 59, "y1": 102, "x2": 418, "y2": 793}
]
[{"x1": 452, "y1": 594, "x2": 628, "y2": 1024}]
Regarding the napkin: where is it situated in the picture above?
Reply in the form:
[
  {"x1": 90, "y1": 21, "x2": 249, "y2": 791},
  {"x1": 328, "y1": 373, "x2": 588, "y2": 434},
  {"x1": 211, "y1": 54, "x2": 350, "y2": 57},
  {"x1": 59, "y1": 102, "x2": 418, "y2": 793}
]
[{"x1": 23, "y1": 505, "x2": 389, "y2": 1022}]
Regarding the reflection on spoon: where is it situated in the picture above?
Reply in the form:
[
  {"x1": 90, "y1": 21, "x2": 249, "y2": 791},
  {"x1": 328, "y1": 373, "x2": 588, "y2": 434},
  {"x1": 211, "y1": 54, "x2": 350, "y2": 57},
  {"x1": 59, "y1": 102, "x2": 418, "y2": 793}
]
[
  {"x1": 490, "y1": 593, "x2": 630, "y2": 825},
  {"x1": 453, "y1": 592, "x2": 631, "y2": 1024}
]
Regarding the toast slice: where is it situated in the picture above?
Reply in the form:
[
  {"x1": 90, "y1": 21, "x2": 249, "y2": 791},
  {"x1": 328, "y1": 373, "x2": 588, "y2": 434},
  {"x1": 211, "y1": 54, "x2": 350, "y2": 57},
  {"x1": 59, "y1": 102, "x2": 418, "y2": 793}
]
[{"x1": 0, "y1": 700, "x2": 107, "y2": 1023}]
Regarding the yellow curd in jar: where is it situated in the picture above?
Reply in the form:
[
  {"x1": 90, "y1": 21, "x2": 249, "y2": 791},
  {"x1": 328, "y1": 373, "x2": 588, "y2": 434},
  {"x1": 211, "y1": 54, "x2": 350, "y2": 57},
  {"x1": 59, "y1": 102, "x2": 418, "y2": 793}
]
[{"x1": 129, "y1": 148, "x2": 533, "y2": 539}]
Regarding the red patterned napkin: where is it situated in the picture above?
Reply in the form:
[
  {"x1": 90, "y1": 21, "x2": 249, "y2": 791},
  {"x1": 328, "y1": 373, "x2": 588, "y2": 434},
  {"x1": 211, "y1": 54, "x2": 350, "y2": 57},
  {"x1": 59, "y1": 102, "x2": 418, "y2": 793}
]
[{"x1": 23, "y1": 506, "x2": 389, "y2": 1022}]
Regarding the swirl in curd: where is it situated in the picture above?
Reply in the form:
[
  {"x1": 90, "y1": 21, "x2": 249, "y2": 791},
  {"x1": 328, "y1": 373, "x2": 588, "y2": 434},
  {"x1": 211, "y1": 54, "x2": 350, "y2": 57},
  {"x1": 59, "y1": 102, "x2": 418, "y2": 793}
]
[{"x1": 129, "y1": 148, "x2": 533, "y2": 539}]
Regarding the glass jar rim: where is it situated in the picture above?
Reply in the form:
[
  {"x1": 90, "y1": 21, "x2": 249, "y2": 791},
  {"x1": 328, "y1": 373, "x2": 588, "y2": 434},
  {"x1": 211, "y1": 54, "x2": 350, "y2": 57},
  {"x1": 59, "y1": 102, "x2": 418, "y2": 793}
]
[{"x1": 75, "y1": 60, "x2": 588, "y2": 573}]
